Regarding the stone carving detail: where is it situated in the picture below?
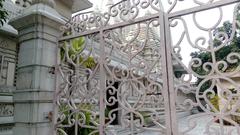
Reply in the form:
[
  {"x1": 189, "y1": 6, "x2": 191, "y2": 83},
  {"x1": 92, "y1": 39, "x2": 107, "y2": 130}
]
[
  {"x1": 15, "y1": 0, "x2": 55, "y2": 8},
  {"x1": 32, "y1": 0, "x2": 55, "y2": 7},
  {"x1": 15, "y1": 0, "x2": 32, "y2": 7},
  {"x1": 0, "y1": 40, "x2": 8, "y2": 48},
  {"x1": 0, "y1": 126, "x2": 12, "y2": 132},
  {"x1": 0, "y1": 40, "x2": 17, "y2": 88},
  {"x1": 0, "y1": 86, "x2": 15, "y2": 93},
  {"x1": 0, "y1": 104, "x2": 14, "y2": 117}
]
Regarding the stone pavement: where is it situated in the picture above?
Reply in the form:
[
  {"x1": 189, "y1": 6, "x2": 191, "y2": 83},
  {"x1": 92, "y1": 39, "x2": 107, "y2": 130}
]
[
  {"x1": 178, "y1": 114, "x2": 239, "y2": 135},
  {"x1": 113, "y1": 114, "x2": 239, "y2": 135}
]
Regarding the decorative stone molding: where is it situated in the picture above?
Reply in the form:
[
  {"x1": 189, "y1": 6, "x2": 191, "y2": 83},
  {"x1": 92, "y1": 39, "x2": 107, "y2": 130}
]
[
  {"x1": 0, "y1": 104, "x2": 14, "y2": 117},
  {"x1": 15, "y1": 0, "x2": 32, "y2": 7},
  {"x1": 3, "y1": 0, "x2": 23, "y2": 20},
  {"x1": 0, "y1": 40, "x2": 8, "y2": 48},
  {"x1": 32, "y1": 0, "x2": 55, "y2": 8},
  {"x1": 0, "y1": 126, "x2": 12, "y2": 132},
  {"x1": 15, "y1": 0, "x2": 55, "y2": 8},
  {"x1": 0, "y1": 86, "x2": 15, "y2": 93},
  {"x1": 0, "y1": 39, "x2": 17, "y2": 87}
]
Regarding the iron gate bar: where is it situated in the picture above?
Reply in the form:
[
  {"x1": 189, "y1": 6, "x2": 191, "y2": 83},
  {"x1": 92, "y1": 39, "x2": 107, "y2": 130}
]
[
  {"x1": 99, "y1": 30, "x2": 106, "y2": 135},
  {"x1": 53, "y1": 40, "x2": 62, "y2": 135},
  {"x1": 168, "y1": 0, "x2": 240, "y2": 18},
  {"x1": 163, "y1": 12, "x2": 178, "y2": 135},
  {"x1": 159, "y1": 11, "x2": 173, "y2": 135},
  {"x1": 59, "y1": 0, "x2": 240, "y2": 42},
  {"x1": 166, "y1": 0, "x2": 240, "y2": 134},
  {"x1": 59, "y1": 13, "x2": 160, "y2": 41}
]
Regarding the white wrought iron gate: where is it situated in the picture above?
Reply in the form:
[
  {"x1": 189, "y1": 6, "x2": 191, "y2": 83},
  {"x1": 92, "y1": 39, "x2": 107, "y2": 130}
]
[{"x1": 54, "y1": 0, "x2": 240, "y2": 135}]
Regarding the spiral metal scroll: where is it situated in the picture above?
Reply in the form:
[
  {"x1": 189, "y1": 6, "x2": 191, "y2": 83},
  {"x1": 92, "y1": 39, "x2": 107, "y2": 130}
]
[
  {"x1": 56, "y1": 19, "x2": 167, "y2": 135},
  {"x1": 60, "y1": 0, "x2": 163, "y2": 35},
  {"x1": 60, "y1": 0, "x2": 232, "y2": 36},
  {"x1": 171, "y1": 2, "x2": 240, "y2": 135},
  {"x1": 56, "y1": 0, "x2": 167, "y2": 134},
  {"x1": 102, "y1": 18, "x2": 166, "y2": 134},
  {"x1": 56, "y1": 34, "x2": 101, "y2": 135}
]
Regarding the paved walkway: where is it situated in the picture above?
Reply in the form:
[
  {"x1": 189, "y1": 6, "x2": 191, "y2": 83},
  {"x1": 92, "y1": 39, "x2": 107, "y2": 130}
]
[
  {"x1": 114, "y1": 114, "x2": 240, "y2": 135},
  {"x1": 178, "y1": 114, "x2": 239, "y2": 135}
]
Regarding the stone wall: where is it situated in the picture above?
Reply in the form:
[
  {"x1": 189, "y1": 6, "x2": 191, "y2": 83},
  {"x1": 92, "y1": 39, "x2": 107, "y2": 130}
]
[{"x1": 0, "y1": 35, "x2": 17, "y2": 135}]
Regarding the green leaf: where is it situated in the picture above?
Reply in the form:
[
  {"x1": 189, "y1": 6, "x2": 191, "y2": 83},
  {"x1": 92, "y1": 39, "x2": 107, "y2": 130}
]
[{"x1": 61, "y1": 37, "x2": 96, "y2": 68}]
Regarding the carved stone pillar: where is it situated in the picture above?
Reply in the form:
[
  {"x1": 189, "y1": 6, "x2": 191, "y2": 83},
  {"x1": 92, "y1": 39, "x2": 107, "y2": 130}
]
[{"x1": 9, "y1": 1, "x2": 64, "y2": 135}]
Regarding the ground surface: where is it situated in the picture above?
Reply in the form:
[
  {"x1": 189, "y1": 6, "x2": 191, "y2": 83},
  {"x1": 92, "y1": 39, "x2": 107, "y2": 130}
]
[{"x1": 115, "y1": 114, "x2": 239, "y2": 135}]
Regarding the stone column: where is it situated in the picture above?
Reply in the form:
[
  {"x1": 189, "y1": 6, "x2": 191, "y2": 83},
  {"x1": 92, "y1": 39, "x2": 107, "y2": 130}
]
[{"x1": 9, "y1": 1, "x2": 65, "y2": 135}]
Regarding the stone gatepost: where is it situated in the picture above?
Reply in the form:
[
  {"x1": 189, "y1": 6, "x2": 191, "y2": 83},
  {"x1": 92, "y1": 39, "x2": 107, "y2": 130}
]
[{"x1": 9, "y1": 1, "x2": 64, "y2": 135}]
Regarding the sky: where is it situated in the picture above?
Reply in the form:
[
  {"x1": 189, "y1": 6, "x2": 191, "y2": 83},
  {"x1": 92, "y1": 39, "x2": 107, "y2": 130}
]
[{"x1": 85, "y1": 0, "x2": 235, "y2": 68}]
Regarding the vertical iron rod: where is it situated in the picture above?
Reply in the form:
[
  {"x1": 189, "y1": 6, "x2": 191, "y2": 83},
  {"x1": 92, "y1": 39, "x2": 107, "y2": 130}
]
[
  {"x1": 159, "y1": 10, "x2": 173, "y2": 135},
  {"x1": 164, "y1": 13, "x2": 179, "y2": 135},
  {"x1": 99, "y1": 30, "x2": 106, "y2": 135}
]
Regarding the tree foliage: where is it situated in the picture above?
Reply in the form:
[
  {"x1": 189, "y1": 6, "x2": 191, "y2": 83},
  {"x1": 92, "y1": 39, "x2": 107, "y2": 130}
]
[
  {"x1": 190, "y1": 17, "x2": 240, "y2": 91},
  {"x1": 0, "y1": 0, "x2": 8, "y2": 26}
]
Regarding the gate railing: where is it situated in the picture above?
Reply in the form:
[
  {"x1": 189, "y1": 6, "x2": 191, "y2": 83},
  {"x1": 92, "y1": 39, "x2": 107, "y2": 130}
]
[{"x1": 55, "y1": 0, "x2": 240, "y2": 135}]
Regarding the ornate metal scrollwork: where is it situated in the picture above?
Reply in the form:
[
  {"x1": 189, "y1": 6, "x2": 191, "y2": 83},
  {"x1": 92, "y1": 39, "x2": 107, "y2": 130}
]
[
  {"x1": 171, "y1": 2, "x2": 240, "y2": 135},
  {"x1": 56, "y1": 0, "x2": 240, "y2": 135}
]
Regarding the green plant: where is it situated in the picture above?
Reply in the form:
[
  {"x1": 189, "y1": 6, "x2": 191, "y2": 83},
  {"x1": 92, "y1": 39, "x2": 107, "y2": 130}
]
[
  {"x1": 209, "y1": 95, "x2": 240, "y2": 125},
  {"x1": 59, "y1": 37, "x2": 97, "y2": 134},
  {"x1": 59, "y1": 104, "x2": 99, "y2": 135},
  {"x1": 209, "y1": 95, "x2": 220, "y2": 112},
  {"x1": 139, "y1": 111, "x2": 151, "y2": 126},
  {"x1": 61, "y1": 37, "x2": 96, "y2": 68}
]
